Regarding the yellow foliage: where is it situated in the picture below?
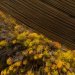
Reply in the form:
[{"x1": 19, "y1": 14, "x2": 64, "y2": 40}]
[
  {"x1": 17, "y1": 32, "x2": 26, "y2": 40},
  {"x1": 46, "y1": 61, "x2": 51, "y2": 67},
  {"x1": 28, "y1": 50, "x2": 33, "y2": 54},
  {"x1": 56, "y1": 60, "x2": 64, "y2": 68},
  {"x1": 0, "y1": 40, "x2": 7, "y2": 47},
  {"x1": 28, "y1": 33, "x2": 39, "y2": 38},
  {"x1": 62, "y1": 67, "x2": 67, "y2": 72},
  {"x1": 13, "y1": 68, "x2": 17, "y2": 72},
  {"x1": 48, "y1": 72, "x2": 51, "y2": 75},
  {"x1": 12, "y1": 40, "x2": 17, "y2": 44},
  {"x1": 62, "y1": 51, "x2": 73, "y2": 60},
  {"x1": 7, "y1": 57, "x2": 13, "y2": 65},
  {"x1": 14, "y1": 61, "x2": 22, "y2": 67},
  {"x1": 9, "y1": 66, "x2": 13, "y2": 71},
  {"x1": 44, "y1": 38, "x2": 52, "y2": 43},
  {"x1": 14, "y1": 25, "x2": 22, "y2": 30},
  {"x1": 51, "y1": 64, "x2": 56, "y2": 70},
  {"x1": 44, "y1": 67, "x2": 49, "y2": 72},
  {"x1": 67, "y1": 71, "x2": 75, "y2": 75},
  {"x1": 1, "y1": 69, "x2": 7, "y2": 75},
  {"x1": 37, "y1": 45, "x2": 43, "y2": 52},
  {"x1": 27, "y1": 70, "x2": 34, "y2": 75},
  {"x1": 23, "y1": 60, "x2": 28, "y2": 65},
  {"x1": 52, "y1": 70, "x2": 59, "y2": 75},
  {"x1": 34, "y1": 55, "x2": 38, "y2": 60},
  {"x1": 38, "y1": 54, "x2": 43, "y2": 59},
  {"x1": 65, "y1": 63, "x2": 70, "y2": 69},
  {"x1": 53, "y1": 42, "x2": 61, "y2": 49}
]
